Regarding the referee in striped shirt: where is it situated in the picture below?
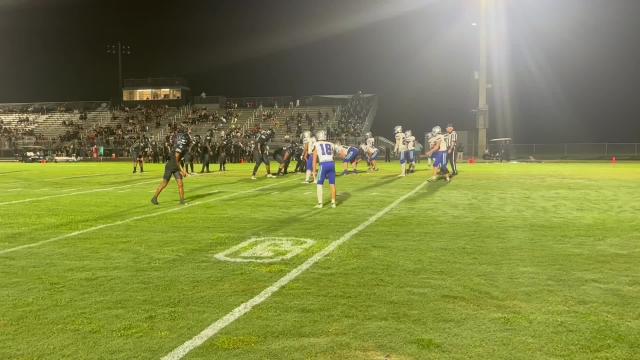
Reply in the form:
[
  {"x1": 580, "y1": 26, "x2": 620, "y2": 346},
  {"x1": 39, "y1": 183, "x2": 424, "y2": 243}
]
[{"x1": 445, "y1": 124, "x2": 458, "y2": 176}]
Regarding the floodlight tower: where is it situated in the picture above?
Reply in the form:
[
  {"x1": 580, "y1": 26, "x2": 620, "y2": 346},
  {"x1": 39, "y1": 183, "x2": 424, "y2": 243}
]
[
  {"x1": 476, "y1": 0, "x2": 489, "y2": 158},
  {"x1": 106, "y1": 41, "x2": 132, "y2": 104}
]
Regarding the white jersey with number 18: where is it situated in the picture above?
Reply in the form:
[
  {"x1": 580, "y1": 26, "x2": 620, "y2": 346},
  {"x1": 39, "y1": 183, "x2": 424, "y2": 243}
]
[{"x1": 315, "y1": 140, "x2": 336, "y2": 163}]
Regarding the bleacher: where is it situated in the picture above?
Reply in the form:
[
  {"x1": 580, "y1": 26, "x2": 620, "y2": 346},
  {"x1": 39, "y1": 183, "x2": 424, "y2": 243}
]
[{"x1": 0, "y1": 94, "x2": 378, "y2": 158}]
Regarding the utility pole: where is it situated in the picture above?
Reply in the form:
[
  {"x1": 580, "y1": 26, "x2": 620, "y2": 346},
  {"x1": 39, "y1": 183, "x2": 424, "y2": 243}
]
[
  {"x1": 106, "y1": 41, "x2": 131, "y2": 105},
  {"x1": 476, "y1": 0, "x2": 489, "y2": 158}
]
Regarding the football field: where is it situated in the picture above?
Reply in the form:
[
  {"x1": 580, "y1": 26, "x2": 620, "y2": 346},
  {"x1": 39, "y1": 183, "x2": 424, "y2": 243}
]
[{"x1": 1, "y1": 161, "x2": 639, "y2": 359}]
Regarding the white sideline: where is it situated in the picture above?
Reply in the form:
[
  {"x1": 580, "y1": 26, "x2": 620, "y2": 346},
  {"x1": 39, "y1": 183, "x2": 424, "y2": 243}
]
[
  {"x1": 160, "y1": 180, "x2": 429, "y2": 360},
  {"x1": 0, "y1": 178, "x2": 296, "y2": 255}
]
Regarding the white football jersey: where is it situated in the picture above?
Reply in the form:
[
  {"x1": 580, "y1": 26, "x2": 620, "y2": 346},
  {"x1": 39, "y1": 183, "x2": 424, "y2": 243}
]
[
  {"x1": 337, "y1": 145, "x2": 350, "y2": 158},
  {"x1": 405, "y1": 135, "x2": 416, "y2": 151},
  {"x1": 434, "y1": 134, "x2": 447, "y2": 151},
  {"x1": 395, "y1": 132, "x2": 407, "y2": 152},
  {"x1": 306, "y1": 136, "x2": 316, "y2": 154},
  {"x1": 315, "y1": 140, "x2": 336, "y2": 163}
]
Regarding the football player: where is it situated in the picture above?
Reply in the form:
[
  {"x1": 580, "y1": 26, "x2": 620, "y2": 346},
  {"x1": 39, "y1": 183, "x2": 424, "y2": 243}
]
[
  {"x1": 425, "y1": 132, "x2": 435, "y2": 168},
  {"x1": 335, "y1": 142, "x2": 360, "y2": 175},
  {"x1": 394, "y1": 126, "x2": 408, "y2": 176},
  {"x1": 218, "y1": 131, "x2": 231, "y2": 172},
  {"x1": 425, "y1": 126, "x2": 451, "y2": 182},
  {"x1": 151, "y1": 126, "x2": 190, "y2": 205},
  {"x1": 252, "y1": 128, "x2": 276, "y2": 179},
  {"x1": 313, "y1": 130, "x2": 337, "y2": 208},
  {"x1": 404, "y1": 129, "x2": 417, "y2": 173},
  {"x1": 130, "y1": 138, "x2": 144, "y2": 173},
  {"x1": 200, "y1": 130, "x2": 213, "y2": 173},
  {"x1": 364, "y1": 132, "x2": 379, "y2": 171},
  {"x1": 301, "y1": 131, "x2": 316, "y2": 183},
  {"x1": 185, "y1": 134, "x2": 200, "y2": 174},
  {"x1": 275, "y1": 135, "x2": 296, "y2": 176}
]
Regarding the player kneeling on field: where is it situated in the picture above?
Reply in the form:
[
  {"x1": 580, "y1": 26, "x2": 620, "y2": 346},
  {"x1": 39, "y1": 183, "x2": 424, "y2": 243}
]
[
  {"x1": 151, "y1": 126, "x2": 190, "y2": 205},
  {"x1": 313, "y1": 130, "x2": 337, "y2": 208}
]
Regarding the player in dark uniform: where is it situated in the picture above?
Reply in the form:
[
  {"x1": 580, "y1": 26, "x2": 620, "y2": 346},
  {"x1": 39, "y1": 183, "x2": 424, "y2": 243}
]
[
  {"x1": 252, "y1": 128, "x2": 276, "y2": 179},
  {"x1": 151, "y1": 141, "x2": 160, "y2": 163},
  {"x1": 200, "y1": 130, "x2": 213, "y2": 173},
  {"x1": 218, "y1": 131, "x2": 231, "y2": 172},
  {"x1": 293, "y1": 142, "x2": 305, "y2": 173},
  {"x1": 151, "y1": 127, "x2": 190, "y2": 205},
  {"x1": 184, "y1": 134, "x2": 198, "y2": 174},
  {"x1": 130, "y1": 139, "x2": 144, "y2": 173},
  {"x1": 275, "y1": 135, "x2": 295, "y2": 176}
]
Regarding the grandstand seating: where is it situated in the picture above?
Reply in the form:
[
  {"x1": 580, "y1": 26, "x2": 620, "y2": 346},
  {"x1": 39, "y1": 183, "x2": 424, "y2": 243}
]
[{"x1": 0, "y1": 94, "x2": 377, "y2": 157}]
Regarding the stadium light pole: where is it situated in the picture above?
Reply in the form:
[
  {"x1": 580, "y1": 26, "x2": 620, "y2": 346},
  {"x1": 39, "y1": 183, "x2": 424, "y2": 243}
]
[
  {"x1": 475, "y1": 0, "x2": 489, "y2": 159},
  {"x1": 106, "y1": 41, "x2": 132, "y2": 105}
]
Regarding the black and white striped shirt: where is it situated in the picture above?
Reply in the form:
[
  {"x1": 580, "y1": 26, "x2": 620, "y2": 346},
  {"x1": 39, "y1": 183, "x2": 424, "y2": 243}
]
[{"x1": 445, "y1": 131, "x2": 458, "y2": 150}]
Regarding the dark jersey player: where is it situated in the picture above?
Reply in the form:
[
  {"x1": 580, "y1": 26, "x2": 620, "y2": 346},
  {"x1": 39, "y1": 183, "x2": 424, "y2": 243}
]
[
  {"x1": 131, "y1": 140, "x2": 144, "y2": 173},
  {"x1": 218, "y1": 131, "x2": 232, "y2": 172},
  {"x1": 251, "y1": 128, "x2": 276, "y2": 179},
  {"x1": 275, "y1": 135, "x2": 295, "y2": 176},
  {"x1": 200, "y1": 131, "x2": 213, "y2": 173},
  {"x1": 151, "y1": 129, "x2": 191, "y2": 205}
]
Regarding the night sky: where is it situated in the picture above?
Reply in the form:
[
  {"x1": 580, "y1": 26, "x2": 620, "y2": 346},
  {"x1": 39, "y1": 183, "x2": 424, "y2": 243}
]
[{"x1": 1, "y1": 0, "x2": 639, "y2": 143}]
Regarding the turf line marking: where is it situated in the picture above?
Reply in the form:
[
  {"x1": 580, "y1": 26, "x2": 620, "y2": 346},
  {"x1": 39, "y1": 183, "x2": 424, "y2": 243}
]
[
  {"x1": 161, "y1": 180, "x2": 429, "y2": 360},
  {"x1": 0, "y1": 179, "x2": 297, "y2": 255},
  {"x1": 44, "y1": 173, "x2": 111, "y2": 181},
  {"x1": 0, "y1": 172, "x2": 224, "y2": 206},
  {"x1": 0, "y1": 179, "x2": 162, "y2": 206}
]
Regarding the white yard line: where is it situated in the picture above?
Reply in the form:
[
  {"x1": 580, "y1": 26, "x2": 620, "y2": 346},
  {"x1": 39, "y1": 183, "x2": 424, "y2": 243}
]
[
  {"x1": 161, "y1": 180, "x2": 429, "y2": 360},
  {"x1": 0, "y1": 179, "x2": 297, "y2": 255},
  {"x1": 0, "y1": 172, "x2": 224, "y2": 205},
  {"x1": 0, "y1": 180, "x2": 158, "y2": 206},
  {"x1": 43, "y1": 173, "x2": 112, "y2": 181}
]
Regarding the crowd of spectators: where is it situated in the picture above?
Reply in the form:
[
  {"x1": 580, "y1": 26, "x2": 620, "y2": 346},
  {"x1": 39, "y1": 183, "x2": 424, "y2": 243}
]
[
  {"x1": 0, "y1": 117, "x2": 45, "y2": 150},
  {"x1": 184, "y1": 106, "x2": 239, "y2": 127},
  {"x1": 37, "y1": 105, "x2": 170, "y2": 158},
  {"x1": 335, "y1": 92, "x2": 370, "y2": 138}
]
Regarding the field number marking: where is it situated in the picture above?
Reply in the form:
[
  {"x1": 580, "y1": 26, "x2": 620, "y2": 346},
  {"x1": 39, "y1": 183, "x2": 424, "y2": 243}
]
[{"x1": 215, "y1": 237, "x2": 315, "y2": 263}]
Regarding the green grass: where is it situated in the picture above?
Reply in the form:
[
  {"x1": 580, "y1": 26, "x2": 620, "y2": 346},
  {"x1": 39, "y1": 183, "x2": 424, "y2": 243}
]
[{"x1": 1, "y1": 161, "x2": 639, "y2": 359}]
